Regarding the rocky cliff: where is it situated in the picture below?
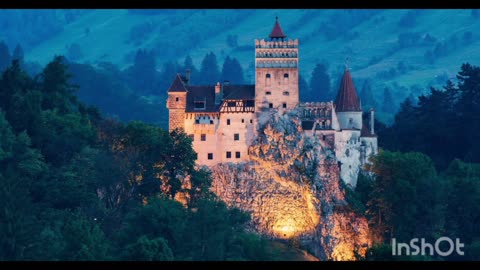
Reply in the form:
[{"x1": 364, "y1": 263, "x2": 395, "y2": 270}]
[{"x1": 209, "y1": 110, "x2": 371, "y2": 260}]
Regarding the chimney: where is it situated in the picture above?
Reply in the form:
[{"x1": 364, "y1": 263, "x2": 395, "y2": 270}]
[
  {"x1": 215, "y1": 82, "x2": 222, "y2": 105},
  {"x1": 185, "y1": 69, "x2": 191, "y2": 86},
  {"x1": 370, "y1": 108, "x2": 375, "y2": 135}
]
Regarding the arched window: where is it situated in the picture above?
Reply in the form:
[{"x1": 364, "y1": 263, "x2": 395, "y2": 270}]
[
  {"x1": 284, "y1": 73, "x2": 289, "y2": 78},
  {"x1": 283, "y1": 73, "x2": 289, "y2": 84},
  {"x1": 266, "y1": 74, "x2": 271, "y2": 78},
  {"x1": 266, "y1": 74, "x2": 271, "y2": 87}
]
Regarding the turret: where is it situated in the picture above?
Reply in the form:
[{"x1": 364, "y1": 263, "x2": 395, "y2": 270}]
[
  {"x1": 334, "y1": 68, "x2": 362, "y2": 130},
  {"x1": 167, "y1": 74, "x2": 188, "y2": 131}
]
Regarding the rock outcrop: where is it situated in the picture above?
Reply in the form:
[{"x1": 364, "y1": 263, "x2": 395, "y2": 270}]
[{"x1": 209, "y1": 110, "x2": 371, "y2": 260}]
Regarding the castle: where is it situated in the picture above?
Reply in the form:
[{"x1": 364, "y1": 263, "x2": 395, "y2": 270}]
[{"x1": 166, "y1": 18, "x2": 378, "y2": 187}]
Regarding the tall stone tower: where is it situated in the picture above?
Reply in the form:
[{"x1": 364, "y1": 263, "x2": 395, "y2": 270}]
[
  {"x1": 255, "y1": 17, "x2": 299, "y2": 112},
  {"x1": 166, "y1": 74, "x2": 188, "y2": 132}
]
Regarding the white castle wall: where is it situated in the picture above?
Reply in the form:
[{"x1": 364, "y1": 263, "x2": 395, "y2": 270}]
[
  {"x1": 334, "y1": 130, "x2": 362, "y2": 187},
  {"x1": 336, "y1": 111, "x2": 363, "y2": 130}
]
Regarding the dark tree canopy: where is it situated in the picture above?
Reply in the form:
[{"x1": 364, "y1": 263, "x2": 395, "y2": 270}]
[
  {"x1": 309, "y1": 63, "x2": 332, "y2": 102},
  {"x1": 198, "y1": 52, "x2": 220, "y2": 85},
  {"x1": 221, "y1": 56, "x2": 244, "y2": 84}
]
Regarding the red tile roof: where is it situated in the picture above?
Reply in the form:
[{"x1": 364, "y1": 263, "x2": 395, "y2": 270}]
[
  {"x1": 168, "y1": 74, "x2": 188, "y2": 92},
  {"x1": 335, "y1": 69, "x2": 362, "y2": 112},
  {"x1": 269, "y1": 17, "x2": 286, "y2": 39}
]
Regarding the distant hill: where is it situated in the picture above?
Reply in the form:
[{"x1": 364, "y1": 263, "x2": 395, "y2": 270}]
[{"x1": 2, "y1": 9, "x2": 480, "y2": 123}]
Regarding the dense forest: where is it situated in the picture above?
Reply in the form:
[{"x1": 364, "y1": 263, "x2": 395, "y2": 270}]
[
  {"x1": 347, "y1": 63, "x2": 480, "y2": 261},
  {"x1": 1, "y1": 42, "x2": 480, "y2": 260},
  {"x1": 0, "y1": 57, "x2": 282, "y2": 260}
]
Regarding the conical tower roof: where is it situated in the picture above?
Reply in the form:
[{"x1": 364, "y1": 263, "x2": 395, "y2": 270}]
[
  {"x1": 269, "y1": 17, "x2": 286, "y2": 39},
  {"x1": 335, "y1": 69, "x2": 362, "y2": 112}
]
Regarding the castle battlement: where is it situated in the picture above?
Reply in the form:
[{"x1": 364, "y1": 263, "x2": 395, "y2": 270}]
[{"x1": 255, "y1": 39, "x2": 299, "y2": 48}]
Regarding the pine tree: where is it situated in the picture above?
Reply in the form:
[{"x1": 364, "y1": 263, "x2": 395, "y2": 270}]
[
  {"x1": 130, "y1": 49, "x2": 157, "y2": 94},
  {"x1": 0, "y1": 41, "x2": 11, "y2": 72},
  {"x1": 12, "y1": 44, "x2": 24, "y2": 65},
  {"x1": 360, "y1": 79, "x2": 377, "y2": 110},
  {"x1": 199, "y1": 52, "x2": 220, "y2": 85},
  {"x1": 221, "y1": 56, "x2": 244, "y2": 84},
  {"x1": 298, "y1": 74, "x2": 310, "y2": 101},
  {"x1": 382, "y1": 87, "x2": 395, "y2": 114},
  {"x1": 40, "y1": 56, "x2": 78, "y2": 113},
  {"x1": 183, "y1": 55, "x2": 199, "y2": 84},
  {"x1": 309, "y1": 63, "x2": 331, "y2": 101}
]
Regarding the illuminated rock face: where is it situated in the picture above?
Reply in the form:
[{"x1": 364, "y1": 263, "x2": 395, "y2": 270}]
[{"x1": 210, "y1": 110, "x2": 371, "y2": 260}]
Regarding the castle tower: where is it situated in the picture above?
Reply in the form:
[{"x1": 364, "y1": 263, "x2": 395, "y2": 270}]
[
  {"x1": 166, "y1": 74, "x2": 188, "y2": 132},
  {"x1": 254, "y1": 17, "x2": 299, "y2": 112},
  {"x1": 335, "y1": 68, "x2": 363, "y2": 130}
]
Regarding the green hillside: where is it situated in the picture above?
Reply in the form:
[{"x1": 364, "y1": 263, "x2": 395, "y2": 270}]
[{"x1": 16, "y1": 9, "x2": 480, "y2": 121}]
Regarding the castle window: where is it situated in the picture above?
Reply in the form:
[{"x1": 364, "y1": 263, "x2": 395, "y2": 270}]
[
  {"x1": 283, "y1": 91, "x2": 289, "y2": 96},
  {"x1": 266, "y1": 73, "x2": 271, "y2": 87},
  {"x1": 242, "y1": 119, "x2": 245, "y2": 123},
  {"x1": 201, "y1": 134, "x2": 206, "y2": 141},
  {"x1": 210, "y1": 120, "x2": 214, "y2": 124},
  {"x1": 346, "y1": 149, "x2": 350, "y2": 157},
  {"x1": 234, "y1": 133, "x2": 239, "y2": 141},
  {"x1": 235, "y1": 152, "x2": 241, "y2": 158},
  {"x1": 208, "y1": 153, "x2": 213, "y2": 160},
  {"x1": 322, "y1": 135, "x2": 326, "y2": 141},
  {"x1": 266, "y1": 91, "x2": 272, "y2": 95},
  {"x1": 176, "y1": 97, "x2": 179, "y2": 102},
  {"x1": 194, "y1": 101, "x2": 206, "y2": 110},
  {"x1": 195, "y1": 119, "x2": 200, "y2": 124},
  {"x1": 284, "y1": 73, "x2": 289, "y2": 84},
  {"x1": 188, "y1": 134, "x2": 194, "y2": 141},
  {"x1": 226, "y1": 152, "x2": 231, "y2": 159},
  {"x1": 266, "y1": 74, "x2": 271, "y2": 78},
  {"x1": 283, "y1": 103, "x2": 287, "y2": 109},
  {"x1": 269, "y1": 103, "x2": 273, "y2": 108},
  {"x1": 250, "y1": 119, "x2": 253, "y2": 124},
  {"x1": 227, "y1": 119, "x2": 231, "y2": 125}
]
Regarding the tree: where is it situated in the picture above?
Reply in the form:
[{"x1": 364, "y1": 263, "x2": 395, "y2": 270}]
[
  {"x1": 59, "y1": 211, "x2": 111, "y2": 260},
  {"x1": 199, "y1": 52, "x2": 220, "y2": 85},
  {"x1": 124, "y1": 235, "x2": 173, "y2": 261},
  {"x1": 0, "y1": 41, "x2": 10, "y2": 72},
  {"x1": 128, "y1": 49, "x2": 157, "y2": 95},
  {"x1": 40, "y1": 55, "x2": 78, "y2": 114},
  {"x1": 0, "y1": 111, "x2": 46, "y2": 260},
  {"x1": 309, "y1": 63, "x2": 331, "y2": 101},
  {"x1": 360, "y1": 79, "x2": 376, "y2": 110},
  {"x1": 443, "y1": 159, "x2": 480, "y2": 249},
  {"x1": 365, "y1": 151, "x2": 439, "y2": 243},
  {"x1": 12, "y1": 44, "x2": 24, "y2": 66},
  {"x1": 118, "y1": 196, "x2": 188, "y2": 253},
  {"x1": 221, "y1": 56, "x2": 244, "y2": 84},
  {"x1": 298, "y1": 74, "x2": 310, "y2": 101},
  {"x1": 456, "y1": 63, "x2": 480, "y2": 163},
  {"x1": 381, "y1": 87, "x2": 395, "y2": 114},
  {"x1": 183, "y1": 55, "x2": 199, "y2": 84}
]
